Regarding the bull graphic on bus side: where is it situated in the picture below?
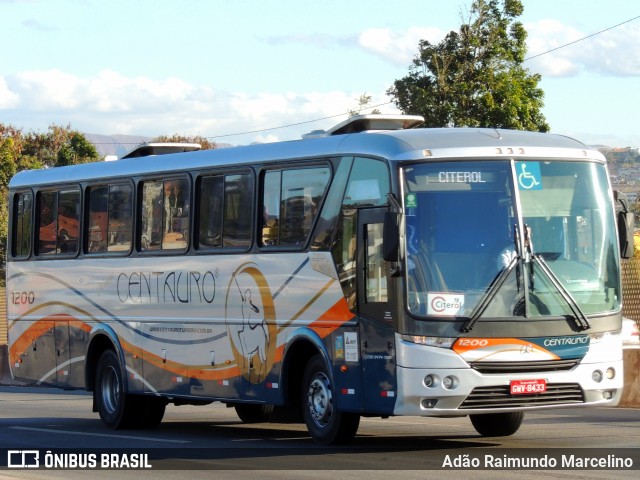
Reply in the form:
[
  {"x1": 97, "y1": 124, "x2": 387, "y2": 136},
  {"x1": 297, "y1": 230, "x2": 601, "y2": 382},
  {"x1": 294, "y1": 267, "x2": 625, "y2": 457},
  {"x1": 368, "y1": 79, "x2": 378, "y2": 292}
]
[{"x1": 225, "y1": 263, "x2": 276, "y2": 384}]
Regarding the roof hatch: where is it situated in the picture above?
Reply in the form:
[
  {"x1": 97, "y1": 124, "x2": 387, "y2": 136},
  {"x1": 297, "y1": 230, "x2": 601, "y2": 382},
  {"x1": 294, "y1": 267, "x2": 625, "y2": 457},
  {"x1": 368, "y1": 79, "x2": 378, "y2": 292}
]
[
  {"x1": 302, "y1": 114, "x2": 424, "y2": 138},
  {"x1": 119, "y1": 142, "x2": 202, "y2": 159}
]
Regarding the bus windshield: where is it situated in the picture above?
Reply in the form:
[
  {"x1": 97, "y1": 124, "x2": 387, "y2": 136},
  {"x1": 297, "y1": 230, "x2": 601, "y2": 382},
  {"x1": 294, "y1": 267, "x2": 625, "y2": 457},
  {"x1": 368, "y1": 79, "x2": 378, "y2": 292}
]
[{"x1": 402, "y1": 160, "x2": 620, "y2": 320}]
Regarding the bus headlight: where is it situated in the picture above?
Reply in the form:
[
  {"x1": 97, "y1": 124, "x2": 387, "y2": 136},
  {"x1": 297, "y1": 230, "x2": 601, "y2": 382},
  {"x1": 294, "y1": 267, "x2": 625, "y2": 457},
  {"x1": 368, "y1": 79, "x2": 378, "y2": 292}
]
[
  {"x1": 401, "y1": 335, "x2": 455, "y2": 348},
  {"x1": 606, "y1": 367, "x2": 616, "y2": 380},
  {"x1": 592, "y1": 370, "x2": 603, "y2": 383}
]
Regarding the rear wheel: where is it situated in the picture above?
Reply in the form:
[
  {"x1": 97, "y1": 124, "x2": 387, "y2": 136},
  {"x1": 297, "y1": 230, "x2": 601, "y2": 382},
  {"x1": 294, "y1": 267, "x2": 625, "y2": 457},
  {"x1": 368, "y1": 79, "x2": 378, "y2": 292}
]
[
  {"x1": 234, "y1": 404, "x2": 274, "y2": 423},
  {"x1": 470, "y1": 412, "x2": 524, "y2": 437},
  {"x1": 301, "y1": 354, "x2": 360, "y2": 445},
  {"x1": 94, "y1": 349, "x2": 165, "y2": 429}
]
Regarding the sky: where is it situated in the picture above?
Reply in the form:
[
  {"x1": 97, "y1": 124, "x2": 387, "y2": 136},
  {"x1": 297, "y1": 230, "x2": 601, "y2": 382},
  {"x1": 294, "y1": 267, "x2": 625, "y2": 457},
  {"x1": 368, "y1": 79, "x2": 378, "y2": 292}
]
[{"x1": 1, "y1": 0, "x2": 639, "y2": 148}]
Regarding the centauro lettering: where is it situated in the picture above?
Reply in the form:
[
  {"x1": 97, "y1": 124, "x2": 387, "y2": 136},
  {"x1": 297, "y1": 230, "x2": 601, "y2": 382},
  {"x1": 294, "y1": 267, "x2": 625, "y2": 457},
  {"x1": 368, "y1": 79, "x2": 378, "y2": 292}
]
[
  {"x1": 117, "y1": 270, "x2": 216, "y2": 304},
  {"x1": 543, "y1": 337, "x2": 589, "y2": 347}
]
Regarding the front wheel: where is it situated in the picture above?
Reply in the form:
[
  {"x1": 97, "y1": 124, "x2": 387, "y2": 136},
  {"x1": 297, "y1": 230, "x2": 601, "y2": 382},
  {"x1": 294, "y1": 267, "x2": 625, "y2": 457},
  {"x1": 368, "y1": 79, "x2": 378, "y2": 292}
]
[
  {"x1": 94, "y1": 349, "x2": 166, "y2": 429},
  {"x1": 470, "y1": 412, "x2": 524, "y2": 437},
  {"x1": 301, "y1": 354, "x2": 360, "y2": 445}
]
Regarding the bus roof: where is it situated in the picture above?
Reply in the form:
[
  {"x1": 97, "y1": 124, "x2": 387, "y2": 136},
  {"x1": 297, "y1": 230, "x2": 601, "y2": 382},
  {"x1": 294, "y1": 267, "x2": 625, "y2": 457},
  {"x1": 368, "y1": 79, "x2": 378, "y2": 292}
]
[{"x1": 9, "y1": 117, "x2": 603, "y2": 189}]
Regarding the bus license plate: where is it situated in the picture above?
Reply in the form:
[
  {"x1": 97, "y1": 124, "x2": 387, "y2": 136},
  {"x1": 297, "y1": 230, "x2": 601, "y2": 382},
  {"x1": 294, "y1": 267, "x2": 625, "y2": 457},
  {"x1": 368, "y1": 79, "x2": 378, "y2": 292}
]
[{"x1": 510, "y1": 379, "x2": 547, "y2": 395}]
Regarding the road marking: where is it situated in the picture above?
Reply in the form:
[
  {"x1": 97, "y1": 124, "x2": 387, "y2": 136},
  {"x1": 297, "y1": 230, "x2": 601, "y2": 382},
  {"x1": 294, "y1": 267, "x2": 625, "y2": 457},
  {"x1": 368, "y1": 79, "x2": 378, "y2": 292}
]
[{"x1": 10, "y1": 426, "x2": 190, "y2": 444}]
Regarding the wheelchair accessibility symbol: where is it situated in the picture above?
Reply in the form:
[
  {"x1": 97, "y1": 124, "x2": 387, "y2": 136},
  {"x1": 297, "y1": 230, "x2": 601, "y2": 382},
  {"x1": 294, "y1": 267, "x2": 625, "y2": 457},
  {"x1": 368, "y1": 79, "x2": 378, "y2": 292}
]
[{"x1": 516, "y1": 162, "x2": 543, "y2": 190}]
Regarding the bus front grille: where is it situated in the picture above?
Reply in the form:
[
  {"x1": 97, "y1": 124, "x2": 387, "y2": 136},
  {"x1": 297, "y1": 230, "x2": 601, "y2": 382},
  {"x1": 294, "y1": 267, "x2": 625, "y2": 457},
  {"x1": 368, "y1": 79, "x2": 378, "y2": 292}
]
[
  {"x1": 469, "y1": 359, "x2": 580, "y2": 374},
  {"x1": 459, "y1": 383, "x2": 584, "y2": 409}
]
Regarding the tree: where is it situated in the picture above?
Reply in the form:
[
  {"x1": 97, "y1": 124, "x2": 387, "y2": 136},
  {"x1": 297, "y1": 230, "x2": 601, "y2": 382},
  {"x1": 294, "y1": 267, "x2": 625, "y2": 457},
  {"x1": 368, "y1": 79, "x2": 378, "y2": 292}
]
[
  {"x1": 0, "y1": 123, "x2": 96, "y2": 283},
  {"x1": 56, "y1": 132, "x2": 100, "y2": 166},
  {"x1": 348, "y1": 93, "x2": 382, "y2": 117},
  {"x1": 152, "y1": 134, "x2": 217, "y2": 150},
  {"x1": 21, "y1": 124, "x2": 100, "y2": 168},
  {"x1": 387, "y1": 0, "x2": 549, "y2": 132}
]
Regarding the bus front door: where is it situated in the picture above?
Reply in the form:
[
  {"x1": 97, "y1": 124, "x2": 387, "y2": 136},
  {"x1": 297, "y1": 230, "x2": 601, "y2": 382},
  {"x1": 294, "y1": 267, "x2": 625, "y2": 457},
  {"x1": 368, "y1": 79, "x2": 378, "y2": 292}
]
[{"x1": 357, "y1": 208, "x2": 398, "y2": 414}]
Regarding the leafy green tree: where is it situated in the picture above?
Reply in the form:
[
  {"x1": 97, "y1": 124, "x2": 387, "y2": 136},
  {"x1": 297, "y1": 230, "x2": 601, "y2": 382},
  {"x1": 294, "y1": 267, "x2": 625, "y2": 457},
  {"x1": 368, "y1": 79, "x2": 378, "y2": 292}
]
[
  {"x1": 152, "y1": 134, "x2": 217, "y2": 150},
  {"x1": 56, "y1": 132, "x2": 100, "y2": 166},
  {"x1": 22, "y1": 124, "x2": 99, "y2": 168},
  {"x1": 0, "y1": 123, "x2": 96, "y2": 283},
  {"x1": 387, "y1": 0, "x2": 549, "y2": 132}
]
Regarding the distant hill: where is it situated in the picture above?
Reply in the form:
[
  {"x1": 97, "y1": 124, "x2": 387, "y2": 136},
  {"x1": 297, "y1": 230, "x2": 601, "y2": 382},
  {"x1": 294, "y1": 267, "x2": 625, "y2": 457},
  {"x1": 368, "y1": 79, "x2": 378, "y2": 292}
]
[
  {"x1": 84, "y1": 133, "x2": 152, "y2": 159},
  {"x1": 84, "y1": 133, "x2": 233, "y2": 159}
]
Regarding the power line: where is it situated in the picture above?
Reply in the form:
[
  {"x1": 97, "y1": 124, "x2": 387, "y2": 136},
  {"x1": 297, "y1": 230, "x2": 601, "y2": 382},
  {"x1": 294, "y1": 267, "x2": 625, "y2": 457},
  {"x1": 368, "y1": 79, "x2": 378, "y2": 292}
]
[
  {"x1": 206, "y1": 14, "x2": 639, "y2": 142},
  {"x1": 524, "y1": 14, "x2": 640, "y2": 61},
  {"x1": 206, "y1": 100, "x2": 395, "y2": 140},
  {"x1": 88, "y1": 13, "x2": 639, "y2": 145}
]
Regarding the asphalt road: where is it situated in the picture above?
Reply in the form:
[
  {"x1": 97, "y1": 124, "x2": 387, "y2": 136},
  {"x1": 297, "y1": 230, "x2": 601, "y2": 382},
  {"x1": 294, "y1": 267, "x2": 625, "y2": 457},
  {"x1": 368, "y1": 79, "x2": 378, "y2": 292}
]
[{"x1": 0, "y1": 386, "x2": 639, "y2": 479}]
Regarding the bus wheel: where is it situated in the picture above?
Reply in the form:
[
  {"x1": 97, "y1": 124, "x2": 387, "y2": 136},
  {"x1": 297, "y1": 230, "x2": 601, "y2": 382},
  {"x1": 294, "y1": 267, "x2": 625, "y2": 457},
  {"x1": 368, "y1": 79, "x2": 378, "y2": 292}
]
[
  {"x1": 136, "y1": 396, "x2": 166, "y2": 429},
  {"x1": 95, "y1": 349, "x2": 131, "y2": 428},
  {"x1": 470, "y1": 412, "x2": 524, "y2": 437},
  {"x1": 301, "y1": 354, "x2": 360, "y2": 445},
  {"x1": 234, "y1": 404, "x2": 274, "y2": 423},
  {"x1": 95, "y1": 350, "x2": 166, "y2": 429}
]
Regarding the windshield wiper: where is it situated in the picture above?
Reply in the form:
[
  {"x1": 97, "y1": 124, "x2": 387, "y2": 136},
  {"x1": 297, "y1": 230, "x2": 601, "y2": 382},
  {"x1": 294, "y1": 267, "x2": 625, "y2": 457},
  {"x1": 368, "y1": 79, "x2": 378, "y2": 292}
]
[
  {"x1": 531, "y1": 253, "x2": 591, "y2": 330},
  {"x1": 461, "y1": 255, "x2": 519, "y2": 332},
  {"x1": 461, "y1": 223, "x2": 591, "y2": 332},
  {"x1": 522, "y1": 224, "x2": 590, "y2": 330},
  {"x1": 462, "y1": 224, "x2": 521, "y2": 332}
]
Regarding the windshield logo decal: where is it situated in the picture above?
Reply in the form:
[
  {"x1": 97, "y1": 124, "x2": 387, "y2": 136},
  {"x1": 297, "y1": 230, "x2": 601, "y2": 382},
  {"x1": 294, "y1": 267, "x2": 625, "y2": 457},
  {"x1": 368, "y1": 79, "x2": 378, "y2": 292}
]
[
  {"x1": 516, "y1": 162, "x2": 543, "y2": 190},
  {"x1": 427, "y1": 293, "x2": 464, "y2": 316}
]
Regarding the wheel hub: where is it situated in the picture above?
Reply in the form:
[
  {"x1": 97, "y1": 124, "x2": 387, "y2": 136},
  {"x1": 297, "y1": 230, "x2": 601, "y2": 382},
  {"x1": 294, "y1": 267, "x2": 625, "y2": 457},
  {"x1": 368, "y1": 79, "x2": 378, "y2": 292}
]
[{"x1": 307, "y1": 373, "x2": 333, "y2": 427}]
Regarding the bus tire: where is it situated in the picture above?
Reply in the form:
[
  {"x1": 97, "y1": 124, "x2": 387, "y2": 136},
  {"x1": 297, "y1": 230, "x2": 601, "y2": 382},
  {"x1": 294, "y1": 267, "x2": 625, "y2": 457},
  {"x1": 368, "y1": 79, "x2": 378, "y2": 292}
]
[
  {"x1": 94, "y1": 349, "x2": 139, "y2": 429},
  {"x1": 234, "y1": 404, "x2": 274, "y2": 423},
  {"x1": 135, "y1": 396, "x2": 166, "y2": 429},
  {"x1": 469, "y1": 411, "x2": 524, "y2": 437},
  {"x1": 301, "y1": 354, "x2": 360, "y2": 445}
]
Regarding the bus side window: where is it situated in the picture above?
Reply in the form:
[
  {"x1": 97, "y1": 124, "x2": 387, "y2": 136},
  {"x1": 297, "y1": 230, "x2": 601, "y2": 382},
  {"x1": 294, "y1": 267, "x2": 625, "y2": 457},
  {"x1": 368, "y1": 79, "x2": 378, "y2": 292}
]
[
  {"x1": 343, "y1": 157, "x2": 389, "y2": 207},
  {"x1": 87, "y1": 186, "x2": 109, "y2": 253},
  {"x1": 108, "y1": 185, "x2": 133, "y2": 252},
  {"x1": 87, "y1": 184, "x2": 133, "y2": 254},
  {"x1": 199, "y1": 176, "x2": 224, "y2": 248},
  {"x1": 331, "y1": 157, "x2": 390, "y2": 309},
  {"x1": 36, "y1": 188, "x2": 80, "y2": 256},
  {"x1": 12, "y1": 191, "x2": 33, "y2": 258},
  {"x1": 37, "y1": 191, "x2": 57, "y2": 255},
  {"x1": 57, "y1": 189, "x2": 80, "y2": 254},
  {"x1": 140, "y1": 178, "x2": 190, "y2": 251},
  {"x1": 223, "y1": 173, "x2": 253, "y2": 247},
  {"x1": 198, "y1": 173, "x2": 253, "y2": 249},
  {"x1": 260, "y1": 166, "x2": 330, "y2": 247}
]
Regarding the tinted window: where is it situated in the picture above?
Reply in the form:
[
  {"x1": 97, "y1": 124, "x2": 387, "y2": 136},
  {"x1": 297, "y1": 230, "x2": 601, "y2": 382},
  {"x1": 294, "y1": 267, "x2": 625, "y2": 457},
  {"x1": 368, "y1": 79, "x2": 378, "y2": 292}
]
[
  {"x1": 343, "y1": 157, "x2": 389, "y2": 207},
  {"x1": 198, "y1": 173, "x2": 253, "y2": 249},
  {"x1": 87, "y1": 184, "x2": 133, "y2": 253},
  {"x1": 261, "y1": 166, "x2": 330, "y2": 247},
  {"x1": 140, "y1": 178, "x2": 190, "y2": 251},
  {"x1": 12, "y1": 192, "x2": 33, "y2": 258},
  {"x1": 36, "y1": 188, "x2": 80, "y2": 256}
]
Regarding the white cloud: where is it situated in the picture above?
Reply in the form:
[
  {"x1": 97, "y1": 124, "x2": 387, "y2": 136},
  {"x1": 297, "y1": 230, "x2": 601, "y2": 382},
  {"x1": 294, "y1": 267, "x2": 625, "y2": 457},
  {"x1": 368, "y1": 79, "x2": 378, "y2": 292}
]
[
  {"x1": 525, "y1": 20, "x2": 640, "y2": 77},
  {"x1": 0, "y1": 77, "x2": 19, "y2": 108},
  {"x1": 354, "y1": 20, "x2": 640, "y2": 78},
  {"x1": 0, "y1": 69, "x2": 396, "y2": 144},
  {"x1": 358, "y1": 26, "x2": 445, "y2": 66}
]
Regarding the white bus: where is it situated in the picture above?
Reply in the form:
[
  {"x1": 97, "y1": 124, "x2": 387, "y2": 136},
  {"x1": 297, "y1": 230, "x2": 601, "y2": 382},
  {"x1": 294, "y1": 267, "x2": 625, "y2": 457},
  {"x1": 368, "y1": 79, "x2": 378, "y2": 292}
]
[{"x1": 6, "y1": 115, "x2": 633, "y2": 444}]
